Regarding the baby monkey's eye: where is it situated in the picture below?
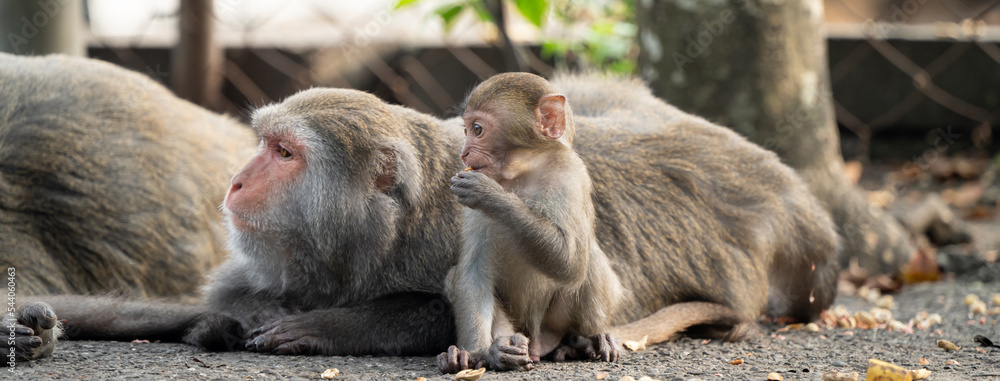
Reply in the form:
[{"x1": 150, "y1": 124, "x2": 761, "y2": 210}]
[
  {"x1": 473, "y1": 124, "x2": 483, "y2": 137},
  {"x1": 278, "y1": 147, "x2": 291, "y2": 158}
]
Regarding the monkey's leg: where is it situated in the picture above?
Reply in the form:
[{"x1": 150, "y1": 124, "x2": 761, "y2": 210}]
[
  {"x1": 245, "y1": 292, "x2": 454, "y2": 356},
  {"x1": 3, "y1": 301, "x2": 59, "y2": 365},
  {"x1": 28, "y1": 295, "x2": 204, "y2": 343},
  {"x1": 551, "y1": 332, "x2": 623, "y2": 362},
  {"x1": 439, "y1": 303, "x2": 533, "y2": 373}
]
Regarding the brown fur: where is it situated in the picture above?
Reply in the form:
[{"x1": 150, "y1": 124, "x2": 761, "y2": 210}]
[
  {"x1": 0, "y1": 53, "x2": 254, "y2": 298},
  {"x1": 444, "y1": 73, "x2": 624, "y2": 371},
  {"x1": 557, "y1": 73, "x2": 839, "y2": 336},
  {"x1": 0, "y1": 53, "x2": 255, "y2": 363},
  {"x1": 19, "y1": 72, "x2": 837, "y2": 364}
]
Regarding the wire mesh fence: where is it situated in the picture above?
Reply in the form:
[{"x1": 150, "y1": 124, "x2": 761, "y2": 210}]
[
  {"x1": 826, "y1": 0, "x2": 1000, "y2": 158},
  {"x1": 76, "y1": 0, "x2": 1000, "y2": 158}
]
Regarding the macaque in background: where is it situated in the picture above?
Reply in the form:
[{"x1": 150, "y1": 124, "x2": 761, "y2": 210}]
[
  {"x1": 0, "y1": 53, "x2": 254, "y2": 363},
  {"x1": 442, "y1": 73, "x2": 625, "y2": 372}
]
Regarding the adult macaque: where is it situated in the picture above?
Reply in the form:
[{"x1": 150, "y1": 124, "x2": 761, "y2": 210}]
[
  {"x1": 29, "y1": 88, "x2": 464, "y2": 358},
  {"x1": 0, "y1": 53, "x2": 254, "y2": 363},
  {"x1": 443, "y1": 73, "x2": 624, "y2": 372},
  {"x1": 27, "y1": 73, "x2": 837, "y2": 365}
]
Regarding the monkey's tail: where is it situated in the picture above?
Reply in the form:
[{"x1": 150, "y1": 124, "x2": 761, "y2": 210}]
[{"x1": 610, "y1": 302, "x2": 756, "y2": 345}]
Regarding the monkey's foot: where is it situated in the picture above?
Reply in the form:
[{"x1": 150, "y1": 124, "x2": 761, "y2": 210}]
[
  {"x1": 437, "y1": 345, "x2": 485, "y2": 373},
  {"x1": 552, "y1": 333, "x2": 623, "y2": 362},
  {"x1": 3, "y1": 301, "x2": 59, "y2": 365},
  {"x1": 485, "y1": 333, "x2": 534, "y2": 371},
  {"x1": 721, "y1": 321, "x2": 760, "y2": 342},
  {"x1": 184, "y1": 313, "x2": 247, "y2": 352},
  {"x1": 245, "y1": 316, "x2": 322, "y2": 355}
]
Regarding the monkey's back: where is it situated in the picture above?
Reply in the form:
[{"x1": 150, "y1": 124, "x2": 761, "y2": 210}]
[
  {"x1": 0, "y1": 54, "x2": 256, "y2": 299},
  {"x1": 554, "y1": 75, "x2": 839, "y2": 324}
]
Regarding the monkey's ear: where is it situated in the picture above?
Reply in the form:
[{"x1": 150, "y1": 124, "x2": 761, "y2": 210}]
[
  {"x1": 375, "y1": 141, "x2": 424, "y2": 207},
  {"x1": 536, "y1": 94, "x2": 567, "y2": 140}
]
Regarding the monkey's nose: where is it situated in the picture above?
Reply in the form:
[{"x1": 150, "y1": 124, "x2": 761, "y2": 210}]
[{"x1": 228, "y1": 182, "x2": 242, "y2": 195}]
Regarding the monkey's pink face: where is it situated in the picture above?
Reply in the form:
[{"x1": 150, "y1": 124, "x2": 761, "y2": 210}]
[
  {"x1": 460, "y1": 111, "x2": 505, "y2": 178},
  {"x1": 224, "y1": 133, "x2": 307, "y2": 231}
]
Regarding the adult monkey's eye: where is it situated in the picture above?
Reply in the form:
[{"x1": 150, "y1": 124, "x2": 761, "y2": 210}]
[
  {"x1": 473, "y1": 123, "x2": 483, "y2": 136},
  {"x1": 278, "y1": 147, "x2": 291, "y2": 158}
]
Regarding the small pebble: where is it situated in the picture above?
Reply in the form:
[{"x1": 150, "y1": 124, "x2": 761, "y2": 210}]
[{"x1": 832, "y1": 360, "x2": 848, "y2": 367}]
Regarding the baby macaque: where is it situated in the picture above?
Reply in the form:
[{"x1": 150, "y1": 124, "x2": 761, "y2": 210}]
[{"x1": 440, "y1": 72, "x2": 625, "y2": 372}]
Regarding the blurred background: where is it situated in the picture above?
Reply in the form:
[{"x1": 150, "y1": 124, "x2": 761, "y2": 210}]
[{"x1": 1, "y1": 0, "x2": 999, "y2": 281}]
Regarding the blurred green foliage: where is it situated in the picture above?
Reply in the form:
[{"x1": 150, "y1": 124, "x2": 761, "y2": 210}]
[{"x1": 395, "y1": 0, "x2": 638, "y2": 74}]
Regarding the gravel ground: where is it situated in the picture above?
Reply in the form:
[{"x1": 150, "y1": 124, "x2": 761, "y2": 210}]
[{"x1": 7, "y1": 281, "x2": 1000, "y2": 381}]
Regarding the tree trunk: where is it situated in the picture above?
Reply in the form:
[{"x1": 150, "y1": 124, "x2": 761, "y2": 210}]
[
  {"x1": 173, "y1": 0, "x2": 222, "y2": 109},
  {"x1": 635, "y1": 0, "x2": 914, "y2": 274},
  {"x1": 0, "y1": 0, "x2": 85, "y2": 56}
]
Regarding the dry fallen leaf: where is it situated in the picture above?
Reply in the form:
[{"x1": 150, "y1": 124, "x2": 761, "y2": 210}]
[
  {"x1": 855, "y1": 311, "x2": 877, "y2": 329},
  {"x1": 595, "y1": 371, "x2": 608, "y2": 380},
  {"x1": 455, "y1": 368, "x2": 486, "y2": 381},
  {"x1": 945, "y1": 359, "x2": 960, "y2": 366},
  {"x1": 901, "y1": 247, "x2": 941, "y2": 285},
  {"x1": 871, "y1": 308, "x2": 893, "y2": 324},
  {"x1": 821, "y1": 370, "x2": 860, "y2": 381},
  {"x1": 866, "y1": 359, "x2": 910, "y2": 381},
  {"x1": 888, "y1": 320, "x2": 910, "y2": 333},
  {"x1": 964, "y1": 294, "x2": 980, "y2": 305},
  {"x1": 967, "y1": 205, "x2": 997, "y2": 220},
  {"x1": 926, "y1": 313, "x2": 942, "y2": 325},
  {"x1": 909, "y1": 368, "x2": 932, "y2": 380},
  {"x1": 623, "y1": 335, "x2": 648, "y2": 352},
  {"x1": 876, "y1": 295, "x2": 894, "y2": 309},
  {"x1": 417, "y1": 378, "x2": 426, "y2": 381},
  {"x1": 919, "y1": 358, "x2": 930, "y2": 365},
  {"x1": 837, "y1": 316, "x2": 857, "y2": 329},
  {"x1": 321, "y1": 368, "x2": 340, "y2": 379},
  {"x1": 766, "y1": 372, "x2": 782, "y2": 380},
  {"x1": 937, "y1": 339, "x2": 960, "y2": 351},
  {"x1": 867, "y1": 189, "x2": 895, "y2": 209},
  {"x1": 728, "y1": 359, "x2": 744, "y2": 365},
  {"x1": 942, "y1": 181, "x2": 985, "y2": 207},
  {"x1": 971, "y1": 300, "x2": 988, "y2": 315}
]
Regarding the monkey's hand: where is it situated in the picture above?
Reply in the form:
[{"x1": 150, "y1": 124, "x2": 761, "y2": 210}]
[
  {"x1": 485, "y1": 333, "x2": 534, "y2": 371},
  {"x1": 184, "y1": 312, "x2": 248, "y2": 352},
  {"x1": 436, "y1": 345, "x2": 485, "y2": 373},
  {"x1": 552, "y1": 333, "x2": 623, "y2": 363},
  {"x1": 244, "y1": 314, "x2": 323, "y2": 355},
  {"x1": 2, "y1": 301, "x2": 60, "y2": 364},
  {"x1": 450, "y1": 171, "x2": 510, "y2": 211}
]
